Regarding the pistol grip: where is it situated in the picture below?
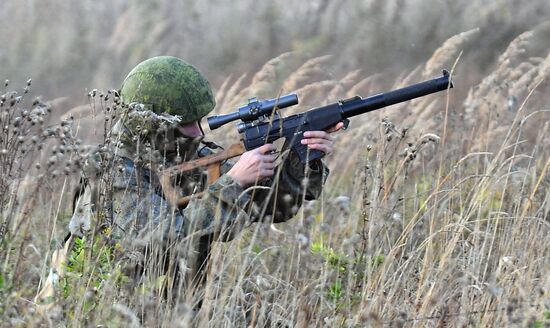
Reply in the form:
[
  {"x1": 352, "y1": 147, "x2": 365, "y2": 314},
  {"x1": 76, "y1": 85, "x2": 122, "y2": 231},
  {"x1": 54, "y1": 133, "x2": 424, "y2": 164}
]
[{"x1": 292, "y1": 142, "x2": 325, "y2": 164}]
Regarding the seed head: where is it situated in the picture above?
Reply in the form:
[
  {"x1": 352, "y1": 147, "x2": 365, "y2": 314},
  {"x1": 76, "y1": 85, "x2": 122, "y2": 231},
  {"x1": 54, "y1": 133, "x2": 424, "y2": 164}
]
[
  {"x1": 333, "y1": 196, "x2": 350, "y2": 213},
  {"x1": 296, "y1": 233, "x2": 309, "y2": 247}
]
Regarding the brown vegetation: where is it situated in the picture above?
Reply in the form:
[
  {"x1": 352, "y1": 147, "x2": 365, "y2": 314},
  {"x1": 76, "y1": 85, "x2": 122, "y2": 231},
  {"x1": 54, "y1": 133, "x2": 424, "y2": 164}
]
[{"x1": 1, "y1": 1, "x2": 549, "y2": 327}]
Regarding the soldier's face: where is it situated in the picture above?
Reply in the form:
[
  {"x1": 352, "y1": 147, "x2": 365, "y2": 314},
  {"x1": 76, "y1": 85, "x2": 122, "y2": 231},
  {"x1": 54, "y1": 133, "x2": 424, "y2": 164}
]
[{"x1": 177, "y1": 121, "x2": 204, "y2": 138}]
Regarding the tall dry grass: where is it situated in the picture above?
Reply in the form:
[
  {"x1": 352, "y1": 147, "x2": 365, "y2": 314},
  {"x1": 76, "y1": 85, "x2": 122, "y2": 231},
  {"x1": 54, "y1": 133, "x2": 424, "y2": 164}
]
[
  {"x1": 2, "y1": 0, "x2": 550, "y2": 112},
  {"x1": 1, "y1": 17, "x2": 550, "y2": 328}
]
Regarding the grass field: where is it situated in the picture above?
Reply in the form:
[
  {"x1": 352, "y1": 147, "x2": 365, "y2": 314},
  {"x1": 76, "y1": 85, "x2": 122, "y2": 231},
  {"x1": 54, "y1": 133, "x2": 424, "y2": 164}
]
[{"x1": 1, "y1": 1, "x2": 549, "y2": 327}]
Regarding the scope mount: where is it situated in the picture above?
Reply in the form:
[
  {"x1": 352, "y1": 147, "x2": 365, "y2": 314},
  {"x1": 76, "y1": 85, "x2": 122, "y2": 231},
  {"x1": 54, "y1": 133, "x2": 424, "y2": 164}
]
[{"x1": 244, "y1": 98, "x2": 262, "y2": 119}]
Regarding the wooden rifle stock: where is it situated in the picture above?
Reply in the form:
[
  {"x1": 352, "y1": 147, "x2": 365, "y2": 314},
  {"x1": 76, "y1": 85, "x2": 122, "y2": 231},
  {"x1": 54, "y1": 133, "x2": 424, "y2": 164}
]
[{"x1": 159, "y1": 143, "x2": 246, "y2": 207}]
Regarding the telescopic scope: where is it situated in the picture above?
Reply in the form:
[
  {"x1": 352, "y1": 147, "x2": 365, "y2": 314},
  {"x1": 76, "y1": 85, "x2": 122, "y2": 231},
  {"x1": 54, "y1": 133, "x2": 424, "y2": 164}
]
[{"x1": 207, "y1": 93, "x2": 298, "y2": 130}]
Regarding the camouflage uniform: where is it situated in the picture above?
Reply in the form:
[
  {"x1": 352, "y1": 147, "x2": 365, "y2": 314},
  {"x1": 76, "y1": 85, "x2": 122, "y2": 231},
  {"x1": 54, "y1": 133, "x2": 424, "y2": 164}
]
[
  {"x1": 69, "y1": 115, "x2": 328, "y2": 284},
  {"x1": 69, "y1": 98, "x2": 328, "y2": 288}
]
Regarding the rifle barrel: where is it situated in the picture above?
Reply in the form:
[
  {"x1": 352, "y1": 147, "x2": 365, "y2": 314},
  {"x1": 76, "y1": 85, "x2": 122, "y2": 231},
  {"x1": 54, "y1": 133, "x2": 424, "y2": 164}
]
[{"x1": 341, "y1": 70, "x2": 453, "y2": 118}]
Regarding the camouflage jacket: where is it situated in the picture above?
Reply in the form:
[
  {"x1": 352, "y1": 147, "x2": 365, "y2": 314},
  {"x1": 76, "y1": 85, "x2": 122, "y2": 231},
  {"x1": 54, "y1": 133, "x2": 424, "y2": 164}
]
[{"x1": 69, "y1": 115, "x2": 328, "y2": 281}]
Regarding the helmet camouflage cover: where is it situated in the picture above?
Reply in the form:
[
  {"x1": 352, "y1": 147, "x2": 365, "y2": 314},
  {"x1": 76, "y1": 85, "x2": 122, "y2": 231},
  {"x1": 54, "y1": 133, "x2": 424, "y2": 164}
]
[{"x1": 120, "y1": 56, "x2": 216, "y2": 124}]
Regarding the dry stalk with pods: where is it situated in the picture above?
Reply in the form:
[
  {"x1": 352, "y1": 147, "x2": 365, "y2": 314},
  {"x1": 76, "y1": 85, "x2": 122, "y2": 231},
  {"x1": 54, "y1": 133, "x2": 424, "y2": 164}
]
[
  {"x1": 354, "y1": 118, "x2": 440, "y2": 293},
  {"x1": 32, "y1": 90, "x2": 132, "y2": 321},
  {"x1": 0, "y1": 80, "x2": 99, "y2": 325}
]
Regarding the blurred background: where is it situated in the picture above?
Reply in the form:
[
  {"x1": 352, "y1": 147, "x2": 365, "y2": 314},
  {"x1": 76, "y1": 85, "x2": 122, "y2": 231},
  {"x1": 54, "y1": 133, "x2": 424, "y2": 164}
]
[{"x1": 1, "y1": 0, "x2": 549, "y2": 108}]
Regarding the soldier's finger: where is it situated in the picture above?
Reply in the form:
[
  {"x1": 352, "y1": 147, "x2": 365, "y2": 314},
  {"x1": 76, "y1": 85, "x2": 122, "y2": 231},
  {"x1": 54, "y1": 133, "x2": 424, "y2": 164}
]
[
  {"x1": 306, "y1": 143, "x2": 332, "y2": 154},
  {"x1": 261, "y1": 154, "x2": 277, "y2": 163},
  {"x1": 325, "y1": 122, "x2": 345, "y2": 133},
  {"x1": 301, "y1": 137, "x2": 331, "y2": 146},
  {"x1": 260, "y1": 168, "x2": 275, "y2": 177},
  {"x1": 303, "y1": 130, "x2": 332, "y2": 140},
  {"x1": 257, "y1": 144, "x2": 276, "y2": 154},
  {"x1": 260, "y1": 161, "x2": 276, "y2": 170}
]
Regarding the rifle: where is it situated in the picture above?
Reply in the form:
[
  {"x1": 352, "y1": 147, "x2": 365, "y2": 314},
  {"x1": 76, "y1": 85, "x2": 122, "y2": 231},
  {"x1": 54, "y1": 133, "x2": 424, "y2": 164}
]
[{"x1": 160, "y1": 70, "x2": 453, "y2": 206}]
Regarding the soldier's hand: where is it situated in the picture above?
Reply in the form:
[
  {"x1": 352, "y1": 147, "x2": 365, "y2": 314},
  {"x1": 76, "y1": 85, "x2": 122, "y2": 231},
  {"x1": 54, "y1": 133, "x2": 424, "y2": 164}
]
[
  {"x1": 300, "y1": 122, "x2": 345, "y2": 155},
  {"x1": 227, "y1": 144, "x2": 277, "y2": 187}
]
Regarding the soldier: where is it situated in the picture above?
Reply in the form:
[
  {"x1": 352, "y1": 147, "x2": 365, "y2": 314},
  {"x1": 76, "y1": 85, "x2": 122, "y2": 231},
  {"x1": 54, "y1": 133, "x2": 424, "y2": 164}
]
[{"x1": 66, "y1": 56, "x2": 343, "y2": 302}]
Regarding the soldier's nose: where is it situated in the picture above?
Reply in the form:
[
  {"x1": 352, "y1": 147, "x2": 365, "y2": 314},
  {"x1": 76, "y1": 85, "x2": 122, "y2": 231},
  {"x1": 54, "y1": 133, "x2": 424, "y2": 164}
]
[{"x1": 178, "y1": 121, "x2": 204, "y2": 138}]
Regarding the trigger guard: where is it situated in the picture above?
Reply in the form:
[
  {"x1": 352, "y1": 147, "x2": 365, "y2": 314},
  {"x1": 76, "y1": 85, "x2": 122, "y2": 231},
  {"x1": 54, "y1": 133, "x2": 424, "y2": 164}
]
[{"x1": 342, "y1": 119, "x2": 350, "y2": 130}]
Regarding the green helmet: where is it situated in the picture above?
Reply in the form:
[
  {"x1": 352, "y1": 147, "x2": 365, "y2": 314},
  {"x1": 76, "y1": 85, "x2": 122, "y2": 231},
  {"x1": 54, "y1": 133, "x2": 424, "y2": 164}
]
[{"x1": 120, "y1": 56, "x2": 216, "y2": 123}]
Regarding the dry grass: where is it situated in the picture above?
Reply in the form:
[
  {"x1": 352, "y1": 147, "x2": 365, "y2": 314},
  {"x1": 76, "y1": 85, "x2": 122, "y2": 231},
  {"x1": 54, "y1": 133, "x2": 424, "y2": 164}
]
[
  {"x1": 2, "y1": 0, "x2": 550, "y2": 109},
  {"x1": 1, "y1": 3, "x2": 550, "y2": 328}
]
